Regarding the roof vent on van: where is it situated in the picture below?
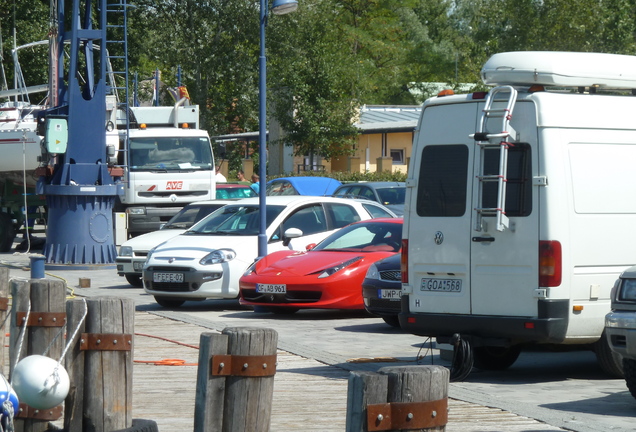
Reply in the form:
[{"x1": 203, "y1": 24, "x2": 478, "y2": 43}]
[{"x1": 481, "y1": 51, "x2": 636, "y2": 89}]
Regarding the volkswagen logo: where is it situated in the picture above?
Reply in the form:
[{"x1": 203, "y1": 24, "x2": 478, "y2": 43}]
[{"x1": 434, "y1": 231, "x2": 444, "y2": 245}]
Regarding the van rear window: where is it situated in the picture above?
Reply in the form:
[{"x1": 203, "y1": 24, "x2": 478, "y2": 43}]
[{"x1": 417, "y1": 145, "x2": 468, "y2": 216}]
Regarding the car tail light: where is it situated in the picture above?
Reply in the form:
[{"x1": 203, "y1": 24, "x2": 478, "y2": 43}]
[
  {"x1": 401, "y1": 239, "x2": 408, "y2": 284},
  {"x1": 539, "y1": 240, "x2": 562, "y2": 287}
]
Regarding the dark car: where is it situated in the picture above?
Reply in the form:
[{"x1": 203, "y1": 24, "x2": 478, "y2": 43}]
[
  {"x1": 216, "y1": 183, "x2": 257, "y2": 199},
  {"x1": 333, "y1": 182, "x2": 405, "y2": 216},
  {"x1": 362, "y1": 253, "x2": 401, "y2": 327},
  {"x1": 266, "y1": 177, "x2": 342, "y2": 196}
]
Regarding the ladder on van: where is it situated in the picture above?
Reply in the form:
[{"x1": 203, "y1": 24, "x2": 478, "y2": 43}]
[{"x1": 470, "y1": 85, "x2": 518, "y2": 232}]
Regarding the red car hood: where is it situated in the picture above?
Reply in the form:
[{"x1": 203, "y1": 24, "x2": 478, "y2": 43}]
[{"x1": 256, "y1": 250, "x2": 365, "y2": 277}]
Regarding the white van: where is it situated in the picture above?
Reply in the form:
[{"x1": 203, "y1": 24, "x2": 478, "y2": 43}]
[{"x1": 401, "y1": 51, "x2": 636, "y2": 377}]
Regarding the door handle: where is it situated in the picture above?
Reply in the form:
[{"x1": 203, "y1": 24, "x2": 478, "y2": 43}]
[{"x1": 472, "y1": 236, "x2": 495, "y2": 242}]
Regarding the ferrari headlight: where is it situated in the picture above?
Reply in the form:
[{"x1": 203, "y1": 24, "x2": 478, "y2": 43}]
[
  {"x1": 365, "y1": 263, "x2": 380, "y2": 280},
  {"x1": 200, "y1": 249, "x2": 237, "y2": 266},
  {"x1": 243, "y1": 258, "x2": 261, "y2": 277},
  {"x1": 118, "y1": 246, "x2": 133, "y2": 257},
  {"x1": 313, "y1": 257, "x2": 363, "y2": 279}
]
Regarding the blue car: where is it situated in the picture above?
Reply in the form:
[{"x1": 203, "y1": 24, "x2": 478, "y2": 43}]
[{"x1": 266, "y1": 176, "x2": 342, "y2": 196}]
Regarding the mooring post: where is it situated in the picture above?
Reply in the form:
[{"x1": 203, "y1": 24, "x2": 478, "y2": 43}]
[
  {"x1": 346, "y1": 365, "x2": 449, "y2": 432},
  {"x1": 10, "y1": 277, "x2": 66, "y2": 432},
  {"x1": 64, "y1": 297, "x2": 134, "y2": 432},
  {"x1": 194, "y1": 327, "x2": 278, "y2": 432}
]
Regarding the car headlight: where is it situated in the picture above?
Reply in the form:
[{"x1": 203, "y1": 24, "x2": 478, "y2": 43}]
[
  {"x1": 365, "y1": 263, "x2": 379, "y2": 280},
  {"x1": 312, "y1": 257, "x2": 363, "y2": 279},
  {"x1": 119, "y1": 246, "x2": 133, "y2": 257},
  {"x1": 200, "y1": 249, "x2": 237, "y2": 266},
  {"x1": 619, "y1": 278, "x2": 636, "y2": 301},
  {"x1": 126, "y1": 207, "x2": 146, "y2": 215},
  {"x1": 243, "y1": 258, "x2": 261, "y2": 277}
]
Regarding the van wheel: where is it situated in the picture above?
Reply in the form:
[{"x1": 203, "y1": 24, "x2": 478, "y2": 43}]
[
  {"x1": 623, "y1": 358, "x2": 636, "y2": 399},
  {"x1": 594, "y1": 331, "x2": 624, "y2": 378},
  {"x1": 381, "y1": 315, "x2": 401, "y2": 328},
  {"x1": 154, "y1": 296, "x2": 186, "y2": 308},
  {"x1": 473, "y1": 346, "x2": 521, "y2": 371},
  {"x1": 125, "y1": 274, "x2": 143, "y2": 287},
  {"x1": 0, "y1": 213, "x2": 16, "y2": 252}
]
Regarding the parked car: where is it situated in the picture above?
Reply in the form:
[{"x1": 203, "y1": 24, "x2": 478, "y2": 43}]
[
  {"x1": 116, "y1": 200, "x2": 234, "y2": 287},
  {"x1": 332, "y1": 182, "x2": 405, "y2": 216},
  {"x1": 605, "y1": 266, "x2": 636, "y2": 394},
  {"x1": 142, "y1": 196, "x2": 397, "y2": 308},
  {"x1": 239, "y1": 218, "x2": 403, "y2": 314},
  {"x1": 266, "y1": 177, "x2": 341, "y2": 196},
  {"x1": 362, "y1": 253, "x2": 402, "y2": 327},
  {"x1": 216, "y1": 182, "x2": 257, "y2": 199}
]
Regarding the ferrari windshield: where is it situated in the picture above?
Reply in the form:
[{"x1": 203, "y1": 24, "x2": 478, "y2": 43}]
[
  {"x1": 185, "y1": 205, "x2": 286, "y2": 236},
  {"x1": 313, "y1": 221, "x2": 402, "y2": 252}
]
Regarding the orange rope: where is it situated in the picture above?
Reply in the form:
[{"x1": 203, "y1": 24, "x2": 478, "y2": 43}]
[{"x1": 135, "y1": 359, "x2": 198, "y2": 366}]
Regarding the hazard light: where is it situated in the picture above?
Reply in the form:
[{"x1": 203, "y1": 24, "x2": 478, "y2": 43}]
[
  {"x1": 401, "y1": 240, "x2": 408, "y2": 284},
  {"x1": 539, "y1": 240, "x2": 562, "y2": 287},
  {"x1": 437, "y1": 89, "x2": 455, "y2": 97},
  {"x1": 140, "y1": 123, "x2": 147, "y2": 129},
  {"x1": 181, "y1": 123, "x2": 189, "y2": 129}
]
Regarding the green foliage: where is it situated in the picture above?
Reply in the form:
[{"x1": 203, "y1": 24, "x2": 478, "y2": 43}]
[{"x1": 269, "y1": 170, "x2": 407, "y2": 182}]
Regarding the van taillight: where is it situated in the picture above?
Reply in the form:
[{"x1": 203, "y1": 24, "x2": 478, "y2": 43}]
[
  {"x1": 539, "y1": 241, "x2": 562, "y2": 287},
  {"x1": 401, "y1": 240, "x2": 408, "y2": 284}
]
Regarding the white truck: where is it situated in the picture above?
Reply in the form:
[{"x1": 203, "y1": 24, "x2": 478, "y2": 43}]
[
  {"x1": 400, "y1": 51, "x2": 636, "y2": 378},
  {"x1": 115, "y1": 100, "x2": 216, "y2": 237}
]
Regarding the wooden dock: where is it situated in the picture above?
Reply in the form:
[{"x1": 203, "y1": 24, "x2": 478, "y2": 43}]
[{"x1": 131, "y1": 312, "x2": 566, "y2": 431}]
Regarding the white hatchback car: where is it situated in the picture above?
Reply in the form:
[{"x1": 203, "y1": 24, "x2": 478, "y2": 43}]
[
  {"x1": 142, "y1": 195, "x2": 397, "y2": 307},
  {"x1": 116, "y1": 200, "x2": 234, "y2": 287}
]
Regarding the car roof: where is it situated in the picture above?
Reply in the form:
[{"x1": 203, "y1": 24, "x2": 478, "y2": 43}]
[
  {"x1": 336, "y1": 181, "x2": 405, "y2": 188},
  {"x1": 220, "y1": 195, "x2": 389, "y2": 207},
  {"x1": 267, "y1": 177, "x2": 342, "y2": 195}
]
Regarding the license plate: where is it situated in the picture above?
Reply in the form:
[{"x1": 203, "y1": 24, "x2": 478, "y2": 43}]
[
  {"x1": 378, "y1": 289, "x2": 401, "y2": 300},
  {"x1": 420, "y1": 278, "x2": 462, "y2": 292},
  {"x1": 256, "y1": 284, "x2": 286, "y2": 294},
  {"x1": 153, "y1": 272, "x2": 184, "y2": 283},
  {"x1": 133, "y1": 261, "x2": 144, "y2": 271}
]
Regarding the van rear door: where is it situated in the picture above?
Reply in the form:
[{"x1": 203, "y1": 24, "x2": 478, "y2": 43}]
[
  {"x1": 469, "y1": 101, "x2": 539, "y2": 317},
  {"x1": 409, "y1": 97, "x2": 539, "y2": 318}
]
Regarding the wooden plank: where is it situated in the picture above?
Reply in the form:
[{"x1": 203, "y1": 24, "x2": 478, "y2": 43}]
[
  {"x1": 346, "y1": 371, "x2": 388, "y2": 432},
  {"x1": 194, "y1": 332, "x2": 229, "y2": 432},
  {"x1": 64, "y1": 298, "x2": 88, "y2": 432}
]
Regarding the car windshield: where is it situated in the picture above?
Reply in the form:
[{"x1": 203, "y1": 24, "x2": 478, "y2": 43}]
[
  {"x1": 185, "y1": 205, "x2": 286, "y2": 236},
  {"x1": 162, "y1": 204, "x2": 224, "y2": 229},
  {"x1": 216, "y1": 187, "x2": 257, "y2": 199},
  {"x1": 376, "y1": 187, "x2": 406, "y2": 206},
  {"x1": 128, "y1": 137, "x2": 213, "y2": 171},
  {"x1": 313, "y1": 222, "x2": 402, "y2": 252}
]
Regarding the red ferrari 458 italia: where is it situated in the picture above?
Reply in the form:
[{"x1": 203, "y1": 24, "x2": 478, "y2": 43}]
[{"x1": 239, "y1": 218, "x2": 402, "y2": 313}]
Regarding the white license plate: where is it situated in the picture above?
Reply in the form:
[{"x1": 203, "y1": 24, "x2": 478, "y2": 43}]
[
  {"x1": 420, "y1": 278, "x2": 462, "y2": 292},
  {"x1": 378, "y1": 289, "x2": 401, "y2": 300},
  {"x1": 133, "y1": 261, "x2": 144, "y2": 271},
  {"x1": 256, "y1": 284, "x2": 286, "y2": 294},
  {"x1": 153, "y1": 272, "x2": 184, "y2": 283}
]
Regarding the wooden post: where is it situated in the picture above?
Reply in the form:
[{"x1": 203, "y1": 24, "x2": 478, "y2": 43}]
[
  {"x1": 194, "y1": 327, "x2": 278, "y2": 432},
  {"x1": 346, "y1": 365, "x2": 449, "y2": 432},
  {"x1": 346, "y1": 372, "x2": 388, "y2": 432},
  {"x1": 10, "y1": 278, "x2": 66, "y2": 432},
  {"x1": 64, "y1": 297, "x2": 134, "y2": 432}
]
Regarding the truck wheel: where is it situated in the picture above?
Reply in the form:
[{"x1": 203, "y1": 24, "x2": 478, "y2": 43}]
[
  {"x1": 594, "y1": 330, "x2": 624, "y2": 378},
  {"x1": 125, "y1": 274, "x2": 143, "y2": 288},
  {"x1": 154, "y1": 296, "x2": 185, "y2": 308},
  {"x1": 623, "y1": 358, "x2": 636, "y2": 399},
  {"x1": 473, "y1": 346, "x2": 521, "y2": 371},
  {"x1": 0, "y1": 213, "x2": 16, "y2": 252}
]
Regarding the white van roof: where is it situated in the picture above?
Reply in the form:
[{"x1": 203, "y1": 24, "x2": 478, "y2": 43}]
[{"x1": 481, "y1": 51, "x2": 636, "y2": 89}]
